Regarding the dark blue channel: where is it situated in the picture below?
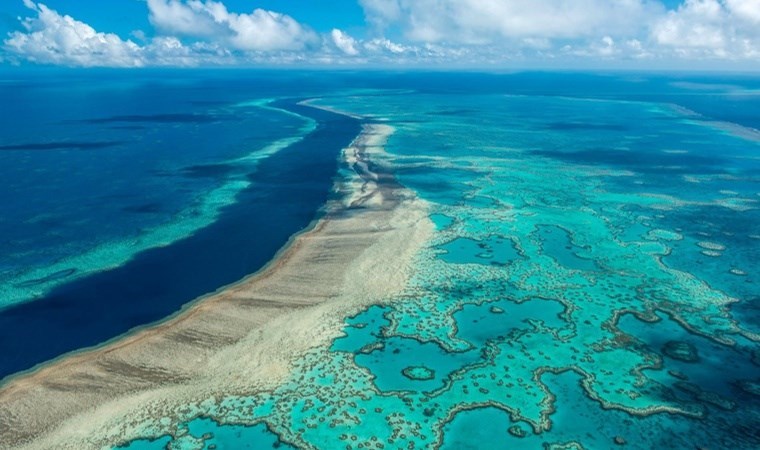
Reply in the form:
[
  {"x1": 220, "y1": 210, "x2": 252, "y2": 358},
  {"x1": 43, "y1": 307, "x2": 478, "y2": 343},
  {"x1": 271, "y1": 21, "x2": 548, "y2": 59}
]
[{"x1": 0, "y1": 99, "x2": 361, "y2": 381}]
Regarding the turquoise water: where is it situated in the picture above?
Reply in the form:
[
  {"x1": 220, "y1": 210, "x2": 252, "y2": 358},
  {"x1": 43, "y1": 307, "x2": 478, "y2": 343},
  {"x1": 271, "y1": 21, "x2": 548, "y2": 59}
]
[
  {"x1": 15, "y1": 72, "x2": 757, "y2": 449},
  {"x1": 117, "y1": 419, "x2": 295, "y2": 450},
  {"x1": 438, "y1": 235, "x2": 521, "y2": 266}
]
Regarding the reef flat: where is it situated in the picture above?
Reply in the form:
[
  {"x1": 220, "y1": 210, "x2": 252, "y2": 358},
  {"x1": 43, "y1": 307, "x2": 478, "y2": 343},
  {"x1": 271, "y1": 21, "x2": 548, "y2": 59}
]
[{"x1": 0, "y1": 121, "x2": 433, "y2": 449}]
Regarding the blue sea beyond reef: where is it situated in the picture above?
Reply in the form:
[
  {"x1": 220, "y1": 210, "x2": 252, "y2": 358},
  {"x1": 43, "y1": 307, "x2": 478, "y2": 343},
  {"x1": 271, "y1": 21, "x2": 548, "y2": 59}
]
[{"x1": 0, "y1": 70, "x2": 759, "y2": 449}]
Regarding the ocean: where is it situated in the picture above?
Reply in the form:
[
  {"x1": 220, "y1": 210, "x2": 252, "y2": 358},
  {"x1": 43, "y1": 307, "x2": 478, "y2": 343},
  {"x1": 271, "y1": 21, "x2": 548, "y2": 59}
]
[{"x1": 1, "y1": 71, "x2": 758, "y2": 449}]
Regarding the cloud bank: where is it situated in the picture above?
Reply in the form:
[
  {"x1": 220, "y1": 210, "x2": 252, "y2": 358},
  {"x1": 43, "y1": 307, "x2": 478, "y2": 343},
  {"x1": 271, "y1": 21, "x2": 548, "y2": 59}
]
[
  {"x1": 6, "y1": 1, "x2": 143, "y2": 67},
  {"x1": 146, "y1": 0, "x2": 317, "y2": 51},
  {"x1": 3, "y1": 0, "x2": 760, "y2": 67},
  {"x1": 359, "y1": 0, "x2": 760, "y2": 61},
  {"x1": 651, "y1": 0, "x2": 760, "y2": 58},
  {"x1": 361, "y1": 0, "x2": 661, "y2": 42}
]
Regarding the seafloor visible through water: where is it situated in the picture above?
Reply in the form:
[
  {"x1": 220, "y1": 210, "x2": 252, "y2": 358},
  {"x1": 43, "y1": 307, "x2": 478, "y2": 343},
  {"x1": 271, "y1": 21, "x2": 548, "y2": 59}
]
[{"x1": 1, "y1": 71, "x2": 759, "y2": 449}]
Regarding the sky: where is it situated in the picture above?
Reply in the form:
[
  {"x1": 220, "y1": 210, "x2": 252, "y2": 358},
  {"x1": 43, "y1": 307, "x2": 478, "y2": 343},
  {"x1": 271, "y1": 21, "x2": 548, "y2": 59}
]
[{"x1": 0, "y1": 0, "x2": 759, "y2": 70}]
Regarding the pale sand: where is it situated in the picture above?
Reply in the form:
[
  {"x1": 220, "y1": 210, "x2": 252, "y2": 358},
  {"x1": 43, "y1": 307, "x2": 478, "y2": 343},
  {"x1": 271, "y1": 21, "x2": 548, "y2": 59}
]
[{"x1": 0, "y1": 122, "x2": 433, "y2": 449}]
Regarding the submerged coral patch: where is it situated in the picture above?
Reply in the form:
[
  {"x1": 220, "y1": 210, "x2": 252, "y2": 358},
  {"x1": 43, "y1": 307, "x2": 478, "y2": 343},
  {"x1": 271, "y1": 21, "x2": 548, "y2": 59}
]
[{"x1": 402, "y1": 366, "x2": 436, "y2": 381}]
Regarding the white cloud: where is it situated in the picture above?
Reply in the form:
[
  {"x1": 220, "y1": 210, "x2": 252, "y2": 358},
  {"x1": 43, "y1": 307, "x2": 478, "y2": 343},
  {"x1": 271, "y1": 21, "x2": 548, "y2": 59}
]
[
  {"x1": 359, "y1": 0, "x2": 760, "y2": 63},
  {"x1": 5, "y1": 1, "x2": 144, "y2": 67},
  {"x1": 146, "y1": 0, "x2": 219, "y2": 37},
  {"x1": 146, "y1": 0, "x2": 317, "y2": 51},
  {"x1": 331, "y1": 29, "x2": 359, "y2": 55},
  {"x1": 597, "y1": 36, "x2": 618, "y2": 57},
  {"x1": 144, "y1": 37, "x2": 233, "y2": 66},
  {"x1": 725, "y1": 0, "x2": 760, "y2": 23},
  {"x1": 3, "y1": 0, "x2": 760, "y2": 67},
  {"x1": 360, "y1": 0, "x2": 662, "y2": 43},
  {"x1": 650, "y1": 0, "x2": 760, "y2": 58},
  {"x1": 652, "y1": 1, "x2": 726, "y2": 49},
  {"x1": 3, "y1": 2, "x2": 242, "y2": 67},
  {"x1": 364, "y1": 38, "x2": 409, "y2": 54},
  {"x1": 4, "y1": 0, "x2": 321, "y2": 67}
]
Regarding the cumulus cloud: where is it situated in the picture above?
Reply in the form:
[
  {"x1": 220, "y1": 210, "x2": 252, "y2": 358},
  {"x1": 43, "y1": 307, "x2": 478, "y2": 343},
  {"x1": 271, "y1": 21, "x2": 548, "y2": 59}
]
[
  {"x1": 359, "y1": 0, "x2": 760, "y2": 62},
  {"x1": 651, "y1": 0, "x2": 760, "y2": 58},
  {"x1": 4, "y1": 0, "x2": 319, "y2": 67},
  {"x1": 652, "y1": 0, "x2": 727, "y2": 51},
  {"x1": 360, "y1": 0, "x2": 662, "y2": 43},
  {"x1": 725, "y1": 0, "x2": 760, "y2": 23},
  {"x1": 146, "y1": 0, "x2": 317, "y2": 51},
  {"x1": 364, "y1": 38, "x2": 409, "y2": 54},
  {"x1": 331, "y1": 29, "x2": 359, "y2": 55},
  {"x1": 3, "y1": 2, "x2": 252, "y2": 67},
  {"x1": 5, "y1": 1, "x2": 143, "y2": 67},
  {"x1": 320, "y1": 31, "x2": 429, "y2": 64}
]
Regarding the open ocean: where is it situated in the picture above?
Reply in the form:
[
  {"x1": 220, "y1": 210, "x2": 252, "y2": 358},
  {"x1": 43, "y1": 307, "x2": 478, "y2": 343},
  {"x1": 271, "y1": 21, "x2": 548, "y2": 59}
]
[{"x1": 1, "y1": 71, "x2": 759, "y2": 449}]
